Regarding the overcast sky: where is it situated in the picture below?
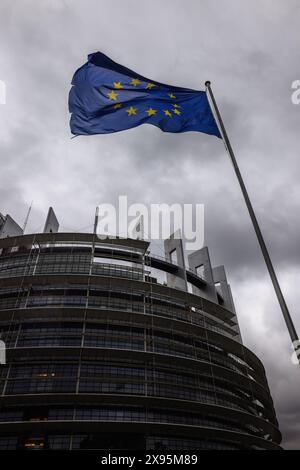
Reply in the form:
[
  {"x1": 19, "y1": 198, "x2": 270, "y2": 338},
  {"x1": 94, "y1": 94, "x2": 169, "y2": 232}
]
[{"x1": 0, "y1": 0, "x2": 300, "y2": 449}]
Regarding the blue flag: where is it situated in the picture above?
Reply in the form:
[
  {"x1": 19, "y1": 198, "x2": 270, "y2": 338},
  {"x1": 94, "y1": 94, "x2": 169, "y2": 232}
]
[{"x1": 69, "y1": 52, "x2": 221, "y2": 138}]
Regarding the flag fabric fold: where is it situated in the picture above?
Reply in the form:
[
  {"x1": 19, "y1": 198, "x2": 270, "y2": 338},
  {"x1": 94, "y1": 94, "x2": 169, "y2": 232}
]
[{"x1": 69, "y1": 52, "x2": 221, "y2": 138}]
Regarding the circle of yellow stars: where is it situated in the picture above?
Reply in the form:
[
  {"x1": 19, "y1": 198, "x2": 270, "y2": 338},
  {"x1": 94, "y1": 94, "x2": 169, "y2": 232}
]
[{"x1": 105, "y1": 79, "x2": 183, "y2": 118}]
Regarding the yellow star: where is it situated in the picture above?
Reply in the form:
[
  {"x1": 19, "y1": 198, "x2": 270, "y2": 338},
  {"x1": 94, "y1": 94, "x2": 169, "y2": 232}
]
[
  {"x1": 146, "y1": 82, "x2": 155, "y2": 90},
  {"x1": 173, "y1": 103, "x2": 181, "y2": 108},
  {"x1": 114, "y1": 81, "x2": 122, "y2": 89},
  {"x1": 173, "y1": 108, "x2": 181, "y2": 116},
  {"x1": 107, "y1": 90, "x2": 118, "y2": 101},
  {"x1": 168, "y1": 93, "x2": 176, "y2": 99},
  {"x1": 145, "y1": 108, "x2": 157, "y2": 116},
  {"x1": 114, "y1": 103, "x2": 122, "y2": 109},
  {"x1": 126, "y1": 106, "x2": 138, "y2": 116},
  {"x1": 131, "y1": 78, "x2": 140, "y2": 87},
  {"x1": 164, "y1": 110, "x2": 172, "y2": 117}
]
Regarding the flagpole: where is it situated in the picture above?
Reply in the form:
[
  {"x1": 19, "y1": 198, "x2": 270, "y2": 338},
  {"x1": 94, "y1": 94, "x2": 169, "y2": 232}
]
[{"x1": 205, "y1": 80, "x2": 300, "y2": 366}]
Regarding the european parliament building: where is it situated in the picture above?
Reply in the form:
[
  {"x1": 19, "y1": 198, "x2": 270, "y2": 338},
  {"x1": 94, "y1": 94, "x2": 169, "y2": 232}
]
[{"x1": 0, "y1": 208, "x2": 281, "y2": 450}]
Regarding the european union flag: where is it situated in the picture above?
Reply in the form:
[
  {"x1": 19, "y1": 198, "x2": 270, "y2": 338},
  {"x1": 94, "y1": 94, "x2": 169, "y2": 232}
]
[{"x1": 69, "y1": 52, "x2": 221, "y2": 138}]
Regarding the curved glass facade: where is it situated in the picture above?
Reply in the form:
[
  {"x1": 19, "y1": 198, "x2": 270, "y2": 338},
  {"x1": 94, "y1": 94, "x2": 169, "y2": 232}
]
[{"x1": 0, "y1": 233, "x2": 281, "y2": 450}]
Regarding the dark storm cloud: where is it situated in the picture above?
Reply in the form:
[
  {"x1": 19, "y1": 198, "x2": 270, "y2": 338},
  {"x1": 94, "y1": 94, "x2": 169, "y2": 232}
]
[{"x1": 0, "y1": 0, "x2": 300, "y2": 448}]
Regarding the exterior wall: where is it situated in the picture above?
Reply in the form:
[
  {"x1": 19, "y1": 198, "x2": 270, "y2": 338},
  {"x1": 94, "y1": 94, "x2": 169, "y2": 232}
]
[
  {"x1": 43, "y1": 207, "x2": 59, "y2": 234},
  {"x1": 188, "y1": 247, "x2": 218, "y2": 302},
  {"x1": 164, "y1": 232, "x2": 188, "y2": 292},
  {"x1": 0, "y1": 233, "x2": 281, "y2": 450},
  {"x1": 0, "y1": 215, "x2": 23, "y2": 239},
  {"x1": 213, "y1": 265, "x2": 242, "y2": 342}
]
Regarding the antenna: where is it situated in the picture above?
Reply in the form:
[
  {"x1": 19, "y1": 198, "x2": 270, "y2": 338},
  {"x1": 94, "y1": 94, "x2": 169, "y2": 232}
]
[
  {"x1": 23, "y1": 201, "x2": 33, "y2": 233},
  {"x1": 93, "y1": 206, "x2": 99, "y2": 235}
]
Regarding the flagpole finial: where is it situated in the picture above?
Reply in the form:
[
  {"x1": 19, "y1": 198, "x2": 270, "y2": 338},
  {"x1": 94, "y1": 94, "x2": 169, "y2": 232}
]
[{"x1": 205, "y1": 81, "x2": 211, "y2": 87}]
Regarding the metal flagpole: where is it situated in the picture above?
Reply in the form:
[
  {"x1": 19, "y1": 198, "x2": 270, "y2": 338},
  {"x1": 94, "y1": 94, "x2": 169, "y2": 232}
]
[{"x1": 205, "y1": 80, "x2": 300, "y2": 366}]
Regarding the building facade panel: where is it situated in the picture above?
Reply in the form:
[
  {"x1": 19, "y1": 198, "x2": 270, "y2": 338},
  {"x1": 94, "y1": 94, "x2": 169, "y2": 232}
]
[{"x1": 0, "y1": 232, "x2": 281, "y2": 450}]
